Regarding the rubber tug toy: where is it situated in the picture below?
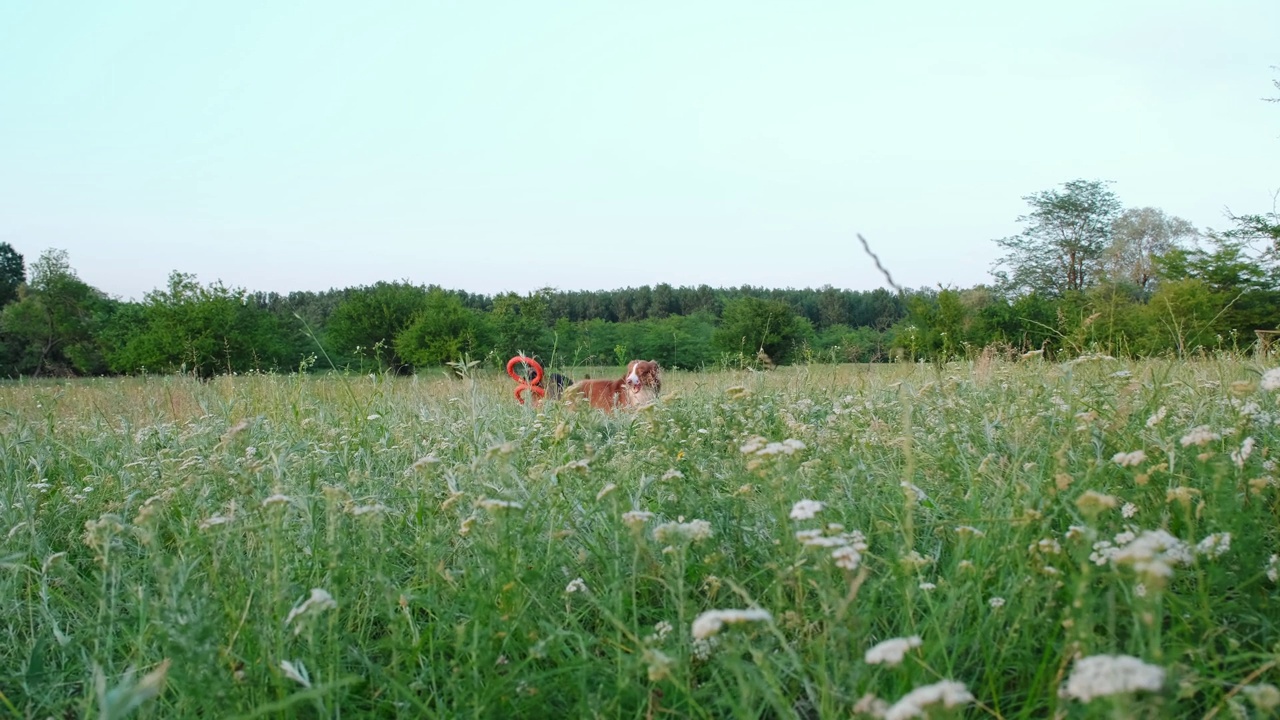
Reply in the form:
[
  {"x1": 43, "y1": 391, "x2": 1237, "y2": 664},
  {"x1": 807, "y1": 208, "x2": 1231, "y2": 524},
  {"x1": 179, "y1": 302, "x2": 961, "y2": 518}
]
[{"x1": 507, "y1": 355, "x2": 547, "y2": 405}]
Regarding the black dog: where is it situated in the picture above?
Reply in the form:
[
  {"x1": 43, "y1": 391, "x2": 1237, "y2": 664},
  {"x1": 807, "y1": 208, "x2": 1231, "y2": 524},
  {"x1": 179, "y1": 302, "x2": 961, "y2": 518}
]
[
  {"x1": 513, "y1": 359, "x2": 574, "y2": 400},
  {"x1": 543, "y1": 372, "x2": 573, "y2": 399}
]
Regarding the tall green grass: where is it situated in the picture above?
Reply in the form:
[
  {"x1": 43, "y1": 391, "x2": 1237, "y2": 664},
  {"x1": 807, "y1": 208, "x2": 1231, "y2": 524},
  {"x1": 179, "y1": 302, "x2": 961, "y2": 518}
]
[{"x1": 1, "y1": 358, "x2": 1278, "y2": 718}]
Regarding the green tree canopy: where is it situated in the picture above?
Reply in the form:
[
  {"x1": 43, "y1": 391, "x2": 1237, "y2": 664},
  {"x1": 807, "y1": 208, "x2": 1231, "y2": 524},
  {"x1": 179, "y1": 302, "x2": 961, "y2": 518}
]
[
  {"x1": 489, "y1": 289, "x2": 550, "y2": 358},
  {"x1": 993, "y1": 179, "x2": 1122, "y2": 297},
  {"x1": 712, "y1": 297, "x2": 813, "y2": 365},
  {"x1": 0, "y1": 242, "x2": 23, "y2": 307},
  {"x1": 326, "y1": 281, "x2": 430, "y2": 370},
  {"x1": 394, "y1": 289, "x2": 490, "y2": 368},
  {"x1": 106, "y1": 271, "x2": 291, "y2": 377},
  {"x1": 0, "y1": 249, "x2": 111, "y2": 377}
]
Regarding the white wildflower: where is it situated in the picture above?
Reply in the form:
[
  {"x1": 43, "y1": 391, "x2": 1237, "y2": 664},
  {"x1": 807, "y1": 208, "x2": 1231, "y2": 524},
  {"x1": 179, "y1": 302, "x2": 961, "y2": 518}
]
[
  {"x1": 350, "y1": 503, "x2": 390, "y2": 516},
  {"x1": 1243, "y1": 683, "x2": 1280, "y2": 713},
  {"x1": 1237, "y1": 400, "x2": 1263, "y2": 418},
  {"x1": 1090, "y1": 540, "x2": 1116, "y2": 566},
  {"x1": 1232, "y1": 437, "x2": 1256, "y2": 468},
  {"x1": 1112, "y1": 450, "x2": 1147, "y2": 467},
  {"x1": 1030, "y1": 538, "x2": 1063, "y2": 555},
  {"x1": 284, "y1": 588, "x2": 337, "y2": 633},
  {"x1": 1121, "y1": 502, "x2": 1138, "y2": 519},
  {"x1": 262, "y1": 494, "x2": 291, "y2": 508},
  {"x1": 564, "y1": 578, "x2": 587, "y2": 594},
  {"x1": 1134, "y1": 582, "x2": 1147, "y2": 597},
  {"x1": 854, "y1": 694, "x2": 889, "y2": 718},
  {"x1": 1261, "y1": 368, "x2": 1280, "y2": 392},
  {"x1": 901, "y1": 551, "x2": 930, "y2": 569},
  {"x1": 653, "y1": 519, "x2": 713, "y2": 544},
  {"x1": 652, "y1": 620, "x2": 673, "y2": 641},
  {"x1": 1196, "y1": 533, "x2": 1231, "y2": 559},
  {"x1": 484, "y1": 442, "x2": 516, "y2": 459},
  {"x1": 622, "y1": 510, "x2": 655, "y2": 529},
  {"x1": 642, "y1": 647, "x2": 675, "y2": 681},
  {"x1": 691, "y1": 608, "x2": 772, "y2": 640},
  {"x1": 692, "y1": 635, "x2": 720, "y2": 661},
  {"x1": 409, "y1": 454, "x2": 441, "y2": 471},
  {"x1": 918, "y1": 582, "x2": 937, "y2": 591},
  {"x1": 798, "y1": 533, "x2": 848, "y2": 548},
  {"x1": 864, "y1": 636, "x2": 922, "y2": 666},
  {"x1": 831, "y1": 545, "x2": 863, "y2": 571},
  {"x1": 797, "y1": 527, "x2": 868, "y2": 571},
  {"x1": 366, "y1": 413, "x2": 381, "y2": 421},
  {"x1": 901, "y1": 482, "x2": 928, "y2": 502},
  {"x1": 1180, "y1": 426, "x2": 1220, "y2": 447},
  {"x1": 988, "y1": 596, "x2": 1005, "y2": 609},
  {"x1": 660, "y1": 468, "x2": 684, "y2": 481},
  {"x1": 1061, "y1": 654, "x2": 1165, "y2": 702},
  {"x1": 884, "y1": 680, "x2": 974, "y2": 720},
  {"x1": 198, "y1": 514, "x2": 233, "y2": 530},
  {"x1": 742, "y1": 437, "x2": 807, "y2": 457},
  {"x1": 789, "y1": 500, "x2": 824, "y2": 520},
  {"x1": 1109, "y1": 529, "x2": 1194, "y2": 580},
  {"x1": 1268, "y1": 555, "x2": 1279, "y2": 583}
]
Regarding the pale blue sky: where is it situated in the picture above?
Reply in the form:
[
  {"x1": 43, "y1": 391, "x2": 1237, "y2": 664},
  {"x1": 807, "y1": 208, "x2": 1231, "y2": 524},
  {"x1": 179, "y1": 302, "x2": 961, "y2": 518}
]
[{"x1": 1, "y1": 1, "x2": 1276, "y2": 301}]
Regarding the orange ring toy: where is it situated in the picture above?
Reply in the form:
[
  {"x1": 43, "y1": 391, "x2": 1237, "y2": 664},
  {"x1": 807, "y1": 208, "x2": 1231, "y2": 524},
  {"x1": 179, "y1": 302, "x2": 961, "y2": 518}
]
[
  {"x1": 514, "y1": 384, "x2": 547, "y2": 404},
  {"x1": 507, "y1": 356, "x2": 546, "y2": 405}
]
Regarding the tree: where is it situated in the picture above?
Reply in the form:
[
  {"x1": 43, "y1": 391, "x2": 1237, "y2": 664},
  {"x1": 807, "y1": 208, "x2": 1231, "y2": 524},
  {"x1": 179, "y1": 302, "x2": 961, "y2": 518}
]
[
  {"x1": 1104, "y1": 207, "x2": 1198, "y2": 291},
  {"x1": 993, "y1": 179, "x2": 1122, "y2": 296},
  {"x1": 0, "y1": 242, "x2": 23, "y2": 307},
  {"x1": 816, "y1": 286, "x2": 850, "y2": 329},
  {"x1": 394, "y1": 289, "x2": 489, "y2": 368},
  {"x1": 0, "y1": 249, "x2": 110, "y2": 377},
  {"x1": 712, "y1": 297, "x2": 814, "y2": 365},
  {"x1": 1141, "y1": 279, "x2": 1220, "y2": 356},
  {"x1": 325, "y1": 282, "x2": 430, "y2": 370},
  {"x1": 107, "y1": 271, "x2": 292, "y2": 377},
  {"x1": 489, "y1": 289, "x2": 550, "y2": 357}
]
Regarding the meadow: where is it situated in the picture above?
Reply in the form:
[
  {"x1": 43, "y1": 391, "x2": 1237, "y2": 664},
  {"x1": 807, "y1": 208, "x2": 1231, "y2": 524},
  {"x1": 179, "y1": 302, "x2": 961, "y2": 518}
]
[{"x1": 1, "y1": 357, "x2": 1278, "y2": 719}]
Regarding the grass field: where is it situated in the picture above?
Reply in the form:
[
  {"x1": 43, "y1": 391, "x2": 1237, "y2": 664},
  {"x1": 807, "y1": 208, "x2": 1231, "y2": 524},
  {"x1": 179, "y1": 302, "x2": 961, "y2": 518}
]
[{"x1": 2, "y1": 358, "x2": 1279, "y2": 719}]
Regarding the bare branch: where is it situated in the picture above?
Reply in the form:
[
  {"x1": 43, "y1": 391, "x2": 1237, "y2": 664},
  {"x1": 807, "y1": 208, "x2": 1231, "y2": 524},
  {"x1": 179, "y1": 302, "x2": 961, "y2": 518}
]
[{"x1": 857, "y1": 233, "x2": 904, "y2": 296}]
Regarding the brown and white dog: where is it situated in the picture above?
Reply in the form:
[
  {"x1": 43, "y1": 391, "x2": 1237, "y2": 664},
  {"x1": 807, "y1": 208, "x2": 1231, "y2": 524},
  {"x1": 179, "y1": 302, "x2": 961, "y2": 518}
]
[{"x1": 563, "y1": 360, "x2": 661, "y2": 411}]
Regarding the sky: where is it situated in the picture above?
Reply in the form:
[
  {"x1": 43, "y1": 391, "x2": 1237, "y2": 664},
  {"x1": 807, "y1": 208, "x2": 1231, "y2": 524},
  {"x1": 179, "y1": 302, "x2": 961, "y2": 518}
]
[{"x1": 0, "y1": 1, "x2": 1277, "y2": 302}]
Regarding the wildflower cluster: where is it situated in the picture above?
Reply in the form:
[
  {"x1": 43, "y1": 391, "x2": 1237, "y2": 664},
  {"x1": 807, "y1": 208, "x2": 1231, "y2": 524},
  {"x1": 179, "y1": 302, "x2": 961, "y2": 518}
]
[
  {"x1": 1061, "y1": 654, "x2": 1165, "y2": 702},
  {"x1": 691, "y1": 608, "x2": 772, "y2": 640}
]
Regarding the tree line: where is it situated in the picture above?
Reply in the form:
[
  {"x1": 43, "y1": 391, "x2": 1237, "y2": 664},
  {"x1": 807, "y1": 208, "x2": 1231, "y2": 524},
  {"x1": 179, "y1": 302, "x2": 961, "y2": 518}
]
[{"x1": 1, "y1": 178, "x2": 1277, "y2": 379}]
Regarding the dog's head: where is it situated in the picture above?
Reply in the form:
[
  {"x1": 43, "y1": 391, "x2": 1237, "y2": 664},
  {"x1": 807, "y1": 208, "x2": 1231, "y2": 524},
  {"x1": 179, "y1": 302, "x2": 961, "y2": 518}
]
[{"x1": 624, "y1": 360, "x2": 662, "y2": 403}]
